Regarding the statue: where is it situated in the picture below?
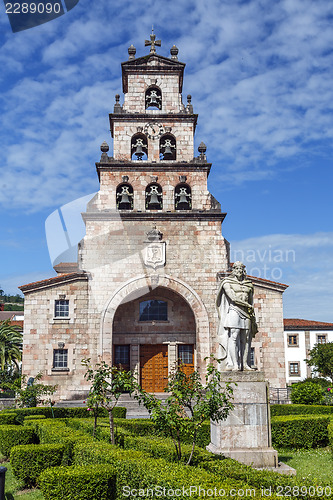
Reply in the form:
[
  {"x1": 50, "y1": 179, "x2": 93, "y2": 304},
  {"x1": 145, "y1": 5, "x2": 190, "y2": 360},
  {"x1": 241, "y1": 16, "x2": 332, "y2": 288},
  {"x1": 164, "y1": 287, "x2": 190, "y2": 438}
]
[{"x1": 216, "y1": 261, "x2": 258, "y2": 371}]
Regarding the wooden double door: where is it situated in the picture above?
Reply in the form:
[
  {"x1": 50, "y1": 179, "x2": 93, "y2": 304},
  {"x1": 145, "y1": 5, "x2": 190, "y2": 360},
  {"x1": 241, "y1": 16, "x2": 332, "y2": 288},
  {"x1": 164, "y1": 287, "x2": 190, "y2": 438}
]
[{"x1": 140, "y1": 344, "x2": 168, "y2": 392}]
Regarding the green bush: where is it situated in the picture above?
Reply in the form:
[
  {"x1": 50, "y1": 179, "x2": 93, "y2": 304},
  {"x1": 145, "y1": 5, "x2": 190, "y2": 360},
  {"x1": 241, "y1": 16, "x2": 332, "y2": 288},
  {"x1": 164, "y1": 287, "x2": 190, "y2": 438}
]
[
  {"x1": 0, "y1": 425, "x2": 36, "y2": 457},
  {"x1": 271, "y1": 415, "x2": 330, "y2": 448},
  {"x1": 73, "y1": 441, "x2": 270, "y2": 500},
  {"x1": 10, "y1": 443, "x2": 65, "y2": 487},
  {"x1": 39, "y1": 464, "x2": 117, "y2": 500},
  {"x1": 0, "y1": 412, "x2": 18, "y2": 425},
  {"x1": 328, "y1": 421, "x2": 333, "y2": 456},
  {"x1": 37, "y1": 419, "x2": 92, "y2": 465},
  {"x1": 24, "y1": 414, "x2": 47, "y2": 425},
  {"x1": 3, "y1": 405, "x2": 126, "y2": 422},
  {"x1": 271, "y1": 404, "x2": 333, "y2": 416},
  {"x1": 65, "y1": 417, "x2": 126, "y2": 445},
  {"x1": 290, "y1": 382, "x2": 324, "y2": 405}
]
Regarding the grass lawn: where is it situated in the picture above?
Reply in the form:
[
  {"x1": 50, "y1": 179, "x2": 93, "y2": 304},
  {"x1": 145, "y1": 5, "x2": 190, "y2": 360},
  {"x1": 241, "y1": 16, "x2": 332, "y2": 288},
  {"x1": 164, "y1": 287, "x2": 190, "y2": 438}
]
[
  {"x1": 277, "y1": 447, "x2": 333, "y2": 485},
  {"x1": 0, "y1": 457, "x2": 43, "y2": 499}
]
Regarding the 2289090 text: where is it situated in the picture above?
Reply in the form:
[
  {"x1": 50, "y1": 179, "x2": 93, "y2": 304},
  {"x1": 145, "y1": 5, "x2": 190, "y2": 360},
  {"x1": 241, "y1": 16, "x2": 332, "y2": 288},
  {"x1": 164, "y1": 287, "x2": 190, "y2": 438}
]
[{"x1": 5, "y1": 3, "x2": 62, "y2": 14}]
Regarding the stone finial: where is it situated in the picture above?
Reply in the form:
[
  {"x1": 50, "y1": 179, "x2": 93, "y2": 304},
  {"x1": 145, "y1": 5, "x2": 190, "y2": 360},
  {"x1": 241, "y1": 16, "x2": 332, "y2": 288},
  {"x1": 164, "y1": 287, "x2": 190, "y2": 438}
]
[
  {"x1": 170, "y1": 45, "x2": 179, "y2": 60},
  {"x1": 145, "y1": 27, "x2": 161, "y2": 54},
  {"x1": 198, "y1": 142, "x2": 207, "y2": 161},
  {"x1": 147, "y1": 227, "x2": 163, "y2": 242},
  {"x1": 114, "y1": 94, "x2": 122, "y2": 113},
  {"x1": 186, "y1": 94, "x2": 193, "y2": 114},
  {"x1": 128, "y1": 44, "x2": 136, "y2": 59},
  {"x1": 100, "y1": 141, "x2": 109, "y2": 153}
]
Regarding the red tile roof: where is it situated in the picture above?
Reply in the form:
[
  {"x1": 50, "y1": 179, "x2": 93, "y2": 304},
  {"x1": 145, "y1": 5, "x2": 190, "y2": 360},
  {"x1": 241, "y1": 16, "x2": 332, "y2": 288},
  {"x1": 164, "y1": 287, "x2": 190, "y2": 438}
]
[
  {"x1": 19, "y1": 272, "x2": 88, "y2": 292},
  {"x1": 284, "y1": 318, "x2": 333, "y2": 330}
]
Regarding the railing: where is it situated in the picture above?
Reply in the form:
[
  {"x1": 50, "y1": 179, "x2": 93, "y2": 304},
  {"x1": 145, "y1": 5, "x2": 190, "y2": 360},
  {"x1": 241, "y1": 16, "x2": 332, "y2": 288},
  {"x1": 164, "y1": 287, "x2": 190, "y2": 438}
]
[{"x1": 269, "y1": 387, "x2": 291, "y2": 404}]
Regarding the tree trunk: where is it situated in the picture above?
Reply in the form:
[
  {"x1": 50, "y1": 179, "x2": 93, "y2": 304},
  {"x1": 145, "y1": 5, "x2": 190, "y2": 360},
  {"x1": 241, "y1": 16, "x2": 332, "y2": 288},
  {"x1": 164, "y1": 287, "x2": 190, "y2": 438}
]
[
  {"x1": 186, "y1": 428, "x2": 197, "y2": 466},
  {"x1": 109, "y1": 409, "x2": 115, "y2": 445}
]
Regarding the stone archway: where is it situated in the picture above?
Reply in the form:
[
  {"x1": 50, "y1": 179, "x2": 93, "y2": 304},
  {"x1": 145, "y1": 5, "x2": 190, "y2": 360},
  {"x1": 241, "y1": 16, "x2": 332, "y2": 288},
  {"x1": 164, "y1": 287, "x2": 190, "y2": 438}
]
[{"x1": 99, "y1": 274, "x2": 210, "y2": 377}]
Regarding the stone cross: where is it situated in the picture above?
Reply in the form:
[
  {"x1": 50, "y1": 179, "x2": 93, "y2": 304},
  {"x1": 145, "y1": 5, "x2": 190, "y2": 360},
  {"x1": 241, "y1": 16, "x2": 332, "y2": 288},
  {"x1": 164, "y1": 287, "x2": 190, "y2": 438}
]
[{"x1": 145, "y1": 28, "x2": 161, "y2": 54}]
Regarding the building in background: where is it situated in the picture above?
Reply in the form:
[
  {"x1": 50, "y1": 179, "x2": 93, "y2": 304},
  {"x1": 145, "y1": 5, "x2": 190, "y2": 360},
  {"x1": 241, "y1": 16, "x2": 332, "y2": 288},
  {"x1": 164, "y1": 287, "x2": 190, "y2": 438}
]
[{"x1": 20, "y1": 34, "x2": 288, "y2": 401}]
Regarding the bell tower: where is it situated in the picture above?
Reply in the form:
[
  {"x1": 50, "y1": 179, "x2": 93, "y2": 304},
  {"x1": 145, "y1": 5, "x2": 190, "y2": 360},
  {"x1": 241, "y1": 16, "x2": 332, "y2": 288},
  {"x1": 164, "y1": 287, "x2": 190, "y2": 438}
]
[{"x1": 80, "y1": 31, "x2": 230, "y2": 384}]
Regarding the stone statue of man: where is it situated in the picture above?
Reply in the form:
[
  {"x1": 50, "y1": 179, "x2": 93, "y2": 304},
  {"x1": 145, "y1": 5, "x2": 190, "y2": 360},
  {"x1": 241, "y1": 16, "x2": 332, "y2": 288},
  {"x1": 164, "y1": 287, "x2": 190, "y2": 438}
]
[{"x1": 216, "y1": 261, "x2": 258, "y2": 371}]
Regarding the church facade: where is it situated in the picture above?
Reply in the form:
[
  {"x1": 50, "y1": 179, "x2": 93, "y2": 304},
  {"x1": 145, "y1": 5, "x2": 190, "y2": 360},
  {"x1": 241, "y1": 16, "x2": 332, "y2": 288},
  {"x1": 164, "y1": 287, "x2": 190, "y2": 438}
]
[{"x1": 20, "y1": 34, "x2": 288, "y2": 400}]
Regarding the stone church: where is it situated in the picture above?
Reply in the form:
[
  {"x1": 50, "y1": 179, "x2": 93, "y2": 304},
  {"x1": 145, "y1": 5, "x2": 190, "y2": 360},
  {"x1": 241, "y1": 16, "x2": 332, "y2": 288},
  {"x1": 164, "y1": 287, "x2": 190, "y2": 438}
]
[{"x1": 20, "y1": 33, "x2": 288, "y2": 401}]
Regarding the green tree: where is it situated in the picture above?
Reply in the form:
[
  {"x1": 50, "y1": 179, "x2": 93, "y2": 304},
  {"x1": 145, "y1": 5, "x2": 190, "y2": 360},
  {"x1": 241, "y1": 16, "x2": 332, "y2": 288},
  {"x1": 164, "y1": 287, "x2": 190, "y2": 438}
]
[
  {"x1": 82, "y1": 358, "x2": 136, "y2": 444},
  {"x1": 306, "y1": 342, "x2": 333, "y2": 383},
  {"x1": 0, "y1": 319, "x2": 23, "y2": 371},
  {"x1": 2, "y1": 372, "x2": 58, "y2": 408},
  {"x1": 136, "y1": 356, "x2": 234, "y2": 465}
]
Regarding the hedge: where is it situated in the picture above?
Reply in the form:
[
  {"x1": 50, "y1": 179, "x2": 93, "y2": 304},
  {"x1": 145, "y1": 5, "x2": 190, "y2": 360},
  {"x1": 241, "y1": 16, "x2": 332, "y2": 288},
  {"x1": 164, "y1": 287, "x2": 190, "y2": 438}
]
[
  {"x1": 271, "y1": 404, "x2": 333, "y2": 417},
  {"x1": 0, "y1": 412, "x2": 18, "y2": 425},
  {"x1": 39, "y1": 464, "x2": 117, "y2": 500},
  {"x1": 0, "y1": 425, "x2": 36, "y2": 457},
  {"x1": 3, "y1": 405, "x2": 126, "y2": 423},
  {"x1": 65, "y1": 417, "x2": 126, "y2": 445},
  {"x1": 10, "y1": 443, "x2": 65, "y2": 487},
  {"x1": 73, "y1": 441, "x2": 281, "y2": 500},
  {"x1": 37, "y1": 419, "x2": 92, "y2": 465},
  {"x1": 271, "y1": 415, "x2": 331, "y2": 448}
]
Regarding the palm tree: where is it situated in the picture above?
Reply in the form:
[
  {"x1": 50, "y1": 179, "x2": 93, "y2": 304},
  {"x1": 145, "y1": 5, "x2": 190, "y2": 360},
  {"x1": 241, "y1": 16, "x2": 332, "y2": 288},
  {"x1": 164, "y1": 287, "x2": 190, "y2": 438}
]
[{"x1": 0, "y1": 320, "x2": 23, "y2": 371}]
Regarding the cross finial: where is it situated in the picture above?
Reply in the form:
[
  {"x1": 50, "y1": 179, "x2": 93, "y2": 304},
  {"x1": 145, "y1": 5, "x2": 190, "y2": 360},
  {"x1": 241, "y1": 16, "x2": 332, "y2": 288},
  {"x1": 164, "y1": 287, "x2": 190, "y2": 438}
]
[{"x1": 145, "y1": 27, "x2": 161, "y2": 54}]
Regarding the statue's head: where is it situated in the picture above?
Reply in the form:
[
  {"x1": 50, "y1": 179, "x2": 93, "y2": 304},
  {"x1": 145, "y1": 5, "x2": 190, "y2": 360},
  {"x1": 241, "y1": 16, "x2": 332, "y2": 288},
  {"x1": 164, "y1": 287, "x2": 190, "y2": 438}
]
[{"x1": 231, "y1": 261, "x2": 246, "y2": 280}]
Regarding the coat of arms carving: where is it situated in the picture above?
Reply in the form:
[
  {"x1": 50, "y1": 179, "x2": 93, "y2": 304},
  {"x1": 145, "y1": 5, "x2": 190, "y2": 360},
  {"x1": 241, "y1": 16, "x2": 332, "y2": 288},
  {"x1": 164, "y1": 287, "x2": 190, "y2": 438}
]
[{"x1": 143, "y1": 242, "x2": 166, "y2": 270}]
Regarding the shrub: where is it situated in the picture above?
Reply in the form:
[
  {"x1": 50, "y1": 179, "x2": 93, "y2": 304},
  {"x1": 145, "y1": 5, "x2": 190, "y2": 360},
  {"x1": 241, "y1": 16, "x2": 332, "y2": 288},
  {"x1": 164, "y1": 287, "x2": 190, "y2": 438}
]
[
  {"x1": 271, "y1": 415, "x2": 330, "y2": 448},
  {"x1": 0, "y1": 412, "x2": 17, "y2": 425},
  {"x1": 271, "y1": 404, "x2": 333, "y2": 416},
  {"x1": 23, "y1": 414, "x2": 47, "y2": 425},
  {"x1": 3, "y1": 405, "x2": 126, "y2": 423},
  {"x1": 10, "y1": 443, "x2": 65, "y2": 487},
  {"x1": 0, "y1": 425, "x2": 36, "y2": 457},
  {"x1": 290, "y1": 382, "x2": 324, "y2": 405},
  {"x1": 39, "y1": 464, "x2": 116, "y2": 500},
  {"x1": 328, "y1": 421, "x2": 333, "y2": 456}
]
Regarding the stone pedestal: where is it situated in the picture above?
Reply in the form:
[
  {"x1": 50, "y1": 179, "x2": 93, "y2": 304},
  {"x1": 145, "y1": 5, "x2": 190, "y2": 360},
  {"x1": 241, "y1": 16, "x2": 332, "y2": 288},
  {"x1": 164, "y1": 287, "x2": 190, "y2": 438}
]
[{"x1": 207, "y1": 371, "x2": 278, "y2": 468}]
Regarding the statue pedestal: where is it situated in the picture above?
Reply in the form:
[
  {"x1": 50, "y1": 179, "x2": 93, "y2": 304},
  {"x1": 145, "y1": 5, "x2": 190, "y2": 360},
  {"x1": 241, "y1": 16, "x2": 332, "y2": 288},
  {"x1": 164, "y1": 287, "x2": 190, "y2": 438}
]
[{"x1": 207, "y1": 371, "x2": 278, "y2": 469}]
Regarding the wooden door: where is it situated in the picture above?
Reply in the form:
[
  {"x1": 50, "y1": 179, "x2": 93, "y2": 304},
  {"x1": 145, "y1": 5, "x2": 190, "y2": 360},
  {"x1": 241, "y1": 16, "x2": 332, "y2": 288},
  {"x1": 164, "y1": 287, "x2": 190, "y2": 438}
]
[
  {"x1": 140, "y1": 344, "x2": 168, "y2": 392},
  {"x1": 178, "y1": 344, "x2": 194, "y2": 377}
]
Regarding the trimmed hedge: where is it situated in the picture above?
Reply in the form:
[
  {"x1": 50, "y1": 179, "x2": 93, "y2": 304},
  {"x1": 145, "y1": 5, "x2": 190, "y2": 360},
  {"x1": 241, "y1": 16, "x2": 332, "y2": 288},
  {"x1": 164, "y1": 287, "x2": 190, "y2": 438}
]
[
  {"x1": 0, "y1": 424, "x2": 36, "y2": 457},
  {"x1": 0, "y1": 412, "x2": 18, "y2": 425},
  {"x1": 271, "y1": 404, "x2": 333, "y2": 416},
  {"x1": 10, "y1": 443, "x2": 65, "y2": 487},
  {"x1": 4, "y1": 405, "x2": 126, "y2": 423},
  {"x1": 329, "y1": 421, "x2": 333, "y2": 456},
  {"x1": 271, "y1": 415, "x2": 331, "y2": 448},
  {"x1": 39, "y1": 464, "x2": 117, "y2": 500},
  {"x1": 37, "y1": 419, "x2": 92, "y2": 465}
]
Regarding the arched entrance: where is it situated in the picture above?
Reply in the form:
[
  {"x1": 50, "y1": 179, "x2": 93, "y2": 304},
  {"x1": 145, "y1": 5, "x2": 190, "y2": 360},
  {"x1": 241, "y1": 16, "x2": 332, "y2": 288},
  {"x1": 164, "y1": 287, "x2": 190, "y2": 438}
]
[{"x1": 100, "y1": 274, "x2": 210, "y2": 392}]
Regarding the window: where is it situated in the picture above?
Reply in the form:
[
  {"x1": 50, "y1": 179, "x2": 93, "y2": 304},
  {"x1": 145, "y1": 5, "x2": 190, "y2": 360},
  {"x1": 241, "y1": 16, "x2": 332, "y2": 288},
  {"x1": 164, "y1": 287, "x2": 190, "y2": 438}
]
[
  {"x1": 317, "y1": 334, "x2": 327, "y2": 344},
  {"x1": 131, "y1": 133, "x2": 148, "y2": 161},
  {"x1": 53, "y1": 349, "x2": 68, "y2": 369},
  {"x1": 139, "y1": 300, "x2": 167, "y2": 321},
  {"x1": 145, "y1": 86, "x2": 162, "y2": 110},
  {"x1": 288, "y1": 334, "x2": 298, "y2": 346},
  {"x1": 145, "y1": 183, "x2": 163, "y2": 210},
  {"x1": 159, "y1": 134, "x2": 176, "y2": 160},
  {"x1": 175, "y1": 183, "x2": 192, "y2": 210},
  {"x1": 116, "y1": 183, "x2": 134, "y2": 210},
  {"x1": 114, "y1": 345, "x2": 130, "y2": 368},
  {"x1": 178, "y1": 345, "x2": 193, "y2": 364},
  {"x1": 289, "y1": 362, "x2": 300, "y2": 376},
  {"x1": 54, "y1": 299, "x2": 69, "y2": 318}
]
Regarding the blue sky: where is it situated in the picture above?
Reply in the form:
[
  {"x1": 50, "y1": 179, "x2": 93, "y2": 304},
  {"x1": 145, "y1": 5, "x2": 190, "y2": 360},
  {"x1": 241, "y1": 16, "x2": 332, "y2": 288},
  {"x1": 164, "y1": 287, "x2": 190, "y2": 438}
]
[{"x1": 1, "y1": 0, "x2": 333, "y2": 321}]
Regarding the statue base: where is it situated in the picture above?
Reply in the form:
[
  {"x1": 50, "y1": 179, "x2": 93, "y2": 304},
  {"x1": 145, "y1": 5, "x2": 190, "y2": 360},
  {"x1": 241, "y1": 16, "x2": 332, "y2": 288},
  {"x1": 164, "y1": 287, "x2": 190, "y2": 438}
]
[{"x1": 207, "y1": 371, "x2": 278, "y2": 469}]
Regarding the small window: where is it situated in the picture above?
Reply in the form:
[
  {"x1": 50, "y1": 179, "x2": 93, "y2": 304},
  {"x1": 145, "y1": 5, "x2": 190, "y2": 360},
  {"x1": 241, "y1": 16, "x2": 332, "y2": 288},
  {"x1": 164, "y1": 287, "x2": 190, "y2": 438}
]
[
  {"x1": 55, "y1": 300, "x2": 69, "y2": 318},
  {"x1": 288, "y1": 334, "x2": 298, "y2": 346},
  {"x1": 289, "y1": 362, "x2": 300, "y2": 376},
  {"x1": 175, "y1": 183, "x2": 192, "y2": 210},
  {"x1": 145, "y1": 183, "x2": 163, "y2": 210},
  {"x1": 159, "y1": 134, "x2": 176, "y2": 160},
  {"x1": 139, "y1": 300, "x2": 167, "y2": 321},
  {"x1": 317, "y1": 334, "x2": 327, "y2": 344},
  {"x1": 53, "y1": 349, "x2": 68, "y2": 369},
  {"x1": 114, "y1": 345, "x2": 130, "y2": 369},
  {"x1": 178, "y1": 345, "x2": 193, "y2": 364},
  {"x1": 145, "y1": 86, "x2": 162, "y2": 110},
  {"x1": 116, "y1": 183, "x2": 134, "y2": 210}
]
